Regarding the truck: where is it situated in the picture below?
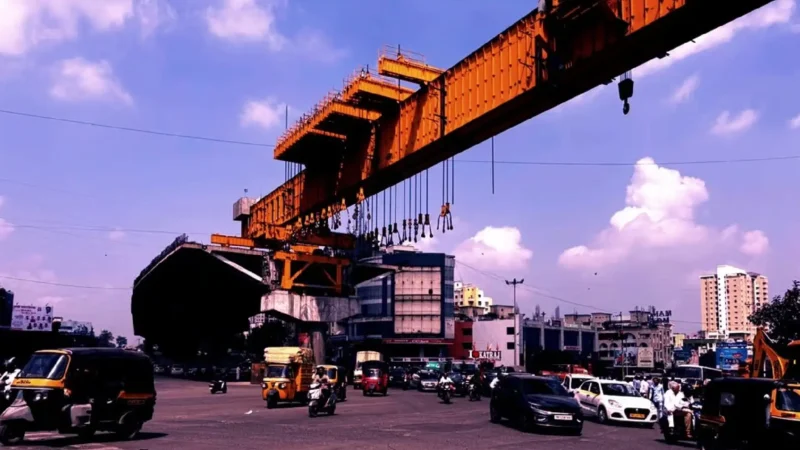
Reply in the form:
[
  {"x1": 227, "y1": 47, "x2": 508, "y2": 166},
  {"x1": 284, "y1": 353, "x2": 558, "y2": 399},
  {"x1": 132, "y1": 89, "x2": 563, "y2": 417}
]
[{"x1": 353, "y1": 351, "x2": 382, "y2": 389}]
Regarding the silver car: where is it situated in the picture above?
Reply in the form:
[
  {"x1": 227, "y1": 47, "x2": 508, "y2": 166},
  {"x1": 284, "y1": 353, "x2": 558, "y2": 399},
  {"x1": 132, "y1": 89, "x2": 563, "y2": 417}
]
[{"x1": 418, "y1": 374, "x2": 439, "y2": 392}]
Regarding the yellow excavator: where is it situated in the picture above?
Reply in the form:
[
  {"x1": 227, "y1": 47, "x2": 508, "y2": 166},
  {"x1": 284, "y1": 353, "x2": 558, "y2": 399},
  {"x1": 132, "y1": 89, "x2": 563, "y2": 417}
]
[{"x1": 749, "y1": 328, "x2": 800, "y2": 381}]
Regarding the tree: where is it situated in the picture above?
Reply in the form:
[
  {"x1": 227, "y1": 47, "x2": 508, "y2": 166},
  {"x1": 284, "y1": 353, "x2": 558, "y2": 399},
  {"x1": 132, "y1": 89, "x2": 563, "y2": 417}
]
[
  {"x1": 115, "y1": 336, "x2": 128, "y2": 349},
  {"x1": 749, "y1": 280, "x2": 800, "y2": 344},
  {"x1": 98, "y1": 330, "x2": 114, "y2": 347}
]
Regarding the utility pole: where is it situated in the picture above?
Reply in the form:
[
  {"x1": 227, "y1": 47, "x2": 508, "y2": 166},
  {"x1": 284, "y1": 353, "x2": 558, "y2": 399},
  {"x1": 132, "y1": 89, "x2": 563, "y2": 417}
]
[{"x1": 505, "y1": 278, "x2": 524, "y2": 367}]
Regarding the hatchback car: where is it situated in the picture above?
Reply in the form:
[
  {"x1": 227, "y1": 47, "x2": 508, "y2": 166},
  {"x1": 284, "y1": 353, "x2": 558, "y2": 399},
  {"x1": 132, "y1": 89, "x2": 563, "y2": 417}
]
[
  {"x1": 490, "y1": 374, "x2": 583, "y2": 434},
  {"x1": 574, "y1": 379, "x2": 658, "y2": 426}
]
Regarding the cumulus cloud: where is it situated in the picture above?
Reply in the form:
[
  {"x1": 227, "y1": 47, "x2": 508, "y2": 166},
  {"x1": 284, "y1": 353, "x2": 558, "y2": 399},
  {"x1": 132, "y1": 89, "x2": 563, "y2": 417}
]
[
  {"x1": 206, "y1": 0, "x2": 346, "y2": 63},
  {"x1": 453, "y1": 226, "x2": 533, "y2": 271},
  {"x1": 558, "y1": 157, "x2": 767, "y2": 269},
  {"x1": 0, "y1": 196, "x2": 13, "y2": 240},
  {"x1": 637, "y1": 0, "x2": 796, "y2": 77},
  {"x1": 0, "y1": 0, "x2": 172, "y2": 56},
  {"x1": 205, "y1": 0, "x2": 287, "y2": 49},
  {"x1": 710, "y1": 109, "x2": 758, "y2": 135},
  {"x1": 740, "y1": 230, "x2": 769, "y2": 256},
  {"x1": 108, "y1": 228, "x2": 126, "y2": 241},
  {"x1": 50, "y1": 58, "x2": 133, "y2": 105},
  {"x1": 669, "y1": 75, "x2": 700, "y2": 104},
  {"x1": 789, "y1": 113, "x2": 800, "y2": 129},
  {"x1": 240, "y1": 97, "x2": 286, "y2": 129}
]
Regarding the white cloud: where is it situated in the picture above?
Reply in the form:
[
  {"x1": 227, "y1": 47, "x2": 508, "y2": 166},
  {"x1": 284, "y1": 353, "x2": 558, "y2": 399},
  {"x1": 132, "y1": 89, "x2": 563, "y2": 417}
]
[
  {"x1": 453, "y1": 226, "x2": 532, "y2": 271},
  {"x1": 108, "y1": 228, "x2": 126, "y2": 241},
  {"x1": 0, "y1": 195, "x2": 13, "y2": 240},
  {"x1": 669, "y1": 74, "x2": 700, "y2": 104},
  {"x1": 637, "y1": 0, "x2": 795, "y2": 78},
  {"x1": 50, "y1": 58, "x2": 133, "y2": 105},
  {"x1": 789, "y1": 113, "x2": 800, "y2": 129},
  {"x1": 740, "y1": 230, "x2": 769, "y2": 256},
  {"x1": 293, "y1": 29, "x2": 349, "y2": 63},
  {"x1": 135, "y1": 0, "x2": 176, "y2": 37},
  {"x1": 240, "y1": 97, "x2": 285, "y2": 129},
  {"x1": 558, "y1": 157, "x2": 767, "y2": 269},
  {"x1": 0, "y1": 0, "x2": 172, "y2": 56},
  {"x1": 205, "y1": 0, "x2": 287, "y2": 50},
  {"x1": 710, "y1": 109, "x2": 758, "y2": 135}
]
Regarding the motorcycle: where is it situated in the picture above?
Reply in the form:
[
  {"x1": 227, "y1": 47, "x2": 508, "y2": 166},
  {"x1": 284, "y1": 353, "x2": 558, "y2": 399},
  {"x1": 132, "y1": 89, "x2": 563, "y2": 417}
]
[
  {"x1": 209, "y1": 379, "x2": 227, "y2": 394},
  {"x1": 468, "y1": 383, "x2": 481, "y2": 401},
  {"x1": 659, "y1": 401, "x2": 702, "y2": 444},
  {"x1": 308, "y1": 382, "x2": 336, "y2": 417},
  {"x1": 438, "y1": 382, "x2": 455, "y2": 404}
]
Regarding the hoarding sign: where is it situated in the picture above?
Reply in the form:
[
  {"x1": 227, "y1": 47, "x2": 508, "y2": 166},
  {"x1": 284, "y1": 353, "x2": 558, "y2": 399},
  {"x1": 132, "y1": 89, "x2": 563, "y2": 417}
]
[
  {"x1": 10, "y1": 305, "x2": 54, "y2": 332},
  {"x1": 59, "y1": 320, "x2": 92, "y2": 336},
  {"x1": 648, "y1": 310, "x2": 671, "y2": 326},
  {"x1": 471, "y1": 350, "x2": 501, "y2": 360},
  {"x1": 638, "y1": 347, "x2": 655, "y2": 368},
  {"x1": 673, "y1": 348, "x2": 692, "y2": 364},
  {"x1": 716, "y1": 342, "x2": 748, "y2": 371}
]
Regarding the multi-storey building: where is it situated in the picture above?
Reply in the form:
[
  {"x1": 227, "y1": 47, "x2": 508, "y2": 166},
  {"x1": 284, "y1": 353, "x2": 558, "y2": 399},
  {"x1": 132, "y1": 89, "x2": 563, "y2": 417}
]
[
  {"x1": 700, "y1": 265, "x2": 768, "y2": 340},
  {"x1": 454, "y1": 282, "x2": 493, "y2": 314}
]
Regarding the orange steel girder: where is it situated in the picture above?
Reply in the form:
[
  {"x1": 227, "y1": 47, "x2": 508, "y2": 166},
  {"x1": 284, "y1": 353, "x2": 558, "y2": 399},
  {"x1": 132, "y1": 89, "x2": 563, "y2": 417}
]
[
  {"x1": 250, "y1": 0, "x2": 776, "y2": 235},
  {"x1": 274, "y1": 250, "x2": 350, "y2": 295}
]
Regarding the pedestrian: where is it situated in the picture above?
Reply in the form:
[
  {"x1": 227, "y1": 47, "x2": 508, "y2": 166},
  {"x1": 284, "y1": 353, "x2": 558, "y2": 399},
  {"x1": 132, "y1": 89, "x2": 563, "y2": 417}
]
[
  {"x1": 640, "y1": 375, "x2": 651, "y2": 398},
  {"x1": 632, "y1": 374, "x2": 642, "y2": 392},
  {"x1": 650, "y1": 377, "x2": 665, "y2": 419}
]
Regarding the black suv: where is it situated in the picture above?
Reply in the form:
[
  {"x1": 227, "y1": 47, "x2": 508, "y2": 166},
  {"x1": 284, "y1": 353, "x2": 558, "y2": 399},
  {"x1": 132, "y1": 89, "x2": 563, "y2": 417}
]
[{"x1": 490, "y1": 374, "x2": 583, "y2": 434}]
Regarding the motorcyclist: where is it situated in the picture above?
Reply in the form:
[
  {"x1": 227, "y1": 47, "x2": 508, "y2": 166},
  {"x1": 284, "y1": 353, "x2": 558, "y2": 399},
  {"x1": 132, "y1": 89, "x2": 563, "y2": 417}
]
[
  {"x1": 312, "y1": 367, "x2": 333, "y2": 403},
  {"x1": 664, "y1": 381, "x2": 693, "y2": 438},
  {"x1": 489, "y1": 372, "x2": 502, "y2": 391},
  {"x1": 0, "y1": 358, "x2": 20, "y2": 394}
]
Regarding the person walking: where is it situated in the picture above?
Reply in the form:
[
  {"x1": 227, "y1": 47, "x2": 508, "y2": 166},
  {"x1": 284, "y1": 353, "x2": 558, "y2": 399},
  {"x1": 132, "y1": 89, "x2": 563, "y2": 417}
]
[{"x1": 650, "y1": 377, "x2": 665, "y2": 420}]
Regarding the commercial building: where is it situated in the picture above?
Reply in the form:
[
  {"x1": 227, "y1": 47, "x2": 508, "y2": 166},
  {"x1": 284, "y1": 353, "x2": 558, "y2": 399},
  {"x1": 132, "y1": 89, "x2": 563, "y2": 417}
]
[
  {"x1": 338, "y1": 247, "x2": 456, "y2": 359},
  {"x1": 523, "y1": 317, "x2": 598, "y2": 358},
  {"x1": 454, "y1": 282, "x2": 493, "y2": 314},
  {"x1": 595, "y1": 309, "x2": 673, "y2": 368},
  {"x1": 700, "y1": 265, "x2": 768, "y2": 340},
  {"x1": 473, "y1": 316, "x2": 520, "y2": 367}
]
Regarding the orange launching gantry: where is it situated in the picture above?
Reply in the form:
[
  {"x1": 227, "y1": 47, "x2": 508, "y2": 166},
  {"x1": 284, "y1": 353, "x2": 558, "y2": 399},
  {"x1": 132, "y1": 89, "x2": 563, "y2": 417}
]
[{"x1": 213, "y1": 0, "x2": 777, "y2": 294}]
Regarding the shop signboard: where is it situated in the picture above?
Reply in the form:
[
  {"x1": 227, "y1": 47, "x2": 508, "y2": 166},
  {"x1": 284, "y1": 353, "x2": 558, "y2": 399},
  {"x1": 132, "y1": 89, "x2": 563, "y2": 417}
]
[{"x1": 638, "y1": 347, "x2": 655, "y2": 368}]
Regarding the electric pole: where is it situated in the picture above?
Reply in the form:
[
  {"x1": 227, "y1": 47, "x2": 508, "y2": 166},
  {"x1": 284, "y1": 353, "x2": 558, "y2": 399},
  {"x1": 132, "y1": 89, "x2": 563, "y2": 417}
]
[{"x1": 505, "y1": 278, "x2": 524, "y2": 367}]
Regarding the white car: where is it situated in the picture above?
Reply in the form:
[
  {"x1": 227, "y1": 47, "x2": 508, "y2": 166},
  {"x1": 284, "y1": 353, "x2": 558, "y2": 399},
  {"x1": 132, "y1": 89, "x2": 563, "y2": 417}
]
[
  {"x1": 575, "y1": 379, "x2": 657, "y2": 426},
  {"x1": 562, "y1": 374, "x2": 596, "y2": 394}
]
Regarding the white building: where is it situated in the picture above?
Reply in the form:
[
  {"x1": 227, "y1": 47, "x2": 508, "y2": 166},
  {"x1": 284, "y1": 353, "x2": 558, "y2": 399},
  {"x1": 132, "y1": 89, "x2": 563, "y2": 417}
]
[{"x1": 472, "y1": 316, "x2": 521, "y2": 367}]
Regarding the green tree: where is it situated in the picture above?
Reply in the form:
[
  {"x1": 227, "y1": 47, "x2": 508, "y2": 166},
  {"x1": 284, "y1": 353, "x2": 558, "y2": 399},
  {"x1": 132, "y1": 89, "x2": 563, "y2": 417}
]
[
  {"x1": 115, "y1": 336, "x2": 128, "y2": 349},
  {"x1": 98, "y1": 329, "x2": 114, "y2": 347},
  {"x1": 749, "y1": 280, "x2": 800, "y2": 344}
]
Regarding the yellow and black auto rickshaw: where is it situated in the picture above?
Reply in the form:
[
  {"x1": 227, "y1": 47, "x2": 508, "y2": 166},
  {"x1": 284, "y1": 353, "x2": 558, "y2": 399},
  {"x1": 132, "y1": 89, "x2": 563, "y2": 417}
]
[
  {"x1": 317, "y1": 365, "x2": 347, "y2": 402},
  {"x1": 694, "y1": 377, "x2": 799, "y2": 448},
  {"x1": 0, "y1": 348, "x2": 156, "y2": 446}
]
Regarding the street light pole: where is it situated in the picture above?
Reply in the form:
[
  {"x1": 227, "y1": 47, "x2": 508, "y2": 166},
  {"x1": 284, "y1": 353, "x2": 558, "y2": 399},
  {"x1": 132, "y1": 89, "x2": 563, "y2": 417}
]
[{"x1": 505, "y1": 278, "x2": 524, "y2": 367}]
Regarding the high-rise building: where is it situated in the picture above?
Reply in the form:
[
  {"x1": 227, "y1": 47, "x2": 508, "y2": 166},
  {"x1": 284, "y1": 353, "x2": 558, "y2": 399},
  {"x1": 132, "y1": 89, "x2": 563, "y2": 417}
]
[{"x1": 700, "y1": 265, "x2": 768, "y2": 340}]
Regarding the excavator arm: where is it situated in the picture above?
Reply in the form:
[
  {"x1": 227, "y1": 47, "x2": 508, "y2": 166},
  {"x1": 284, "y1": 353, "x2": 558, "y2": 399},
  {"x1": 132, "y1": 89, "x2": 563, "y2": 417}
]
[{"x1": 750, "y1": 327, "x2": 800, "y2": 381}]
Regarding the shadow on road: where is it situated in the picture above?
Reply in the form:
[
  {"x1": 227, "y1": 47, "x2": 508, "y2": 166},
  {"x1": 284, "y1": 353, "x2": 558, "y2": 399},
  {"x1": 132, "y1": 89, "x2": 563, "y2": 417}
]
[{"x1": 25, "y1": 431, "x2": 168, "y2": 448}]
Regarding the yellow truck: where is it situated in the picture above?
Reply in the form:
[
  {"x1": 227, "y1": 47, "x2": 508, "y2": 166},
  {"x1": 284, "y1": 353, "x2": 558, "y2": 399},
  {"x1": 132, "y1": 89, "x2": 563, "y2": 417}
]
[{"x1": 261, "y1": 347, "x2": 314, "y2": 409}]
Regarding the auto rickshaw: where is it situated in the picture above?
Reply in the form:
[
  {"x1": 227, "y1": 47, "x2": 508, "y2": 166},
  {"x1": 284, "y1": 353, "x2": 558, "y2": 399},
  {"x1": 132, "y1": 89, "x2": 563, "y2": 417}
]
[
  {"x1": 261, "y1": 347, "x2": 314, "y2": 409},
  {"x1": 316, "y1": 365, "x2": 346, "y2": 402},
  {"x1": 0, "y1": 348, "x2": 156, "y2": 446},
  {"x1": 692, "y1": 377, "x2": 800, "y2": 448},
  {"x1": 361, "y1": 361, "x2": 389, "y2": 396}
]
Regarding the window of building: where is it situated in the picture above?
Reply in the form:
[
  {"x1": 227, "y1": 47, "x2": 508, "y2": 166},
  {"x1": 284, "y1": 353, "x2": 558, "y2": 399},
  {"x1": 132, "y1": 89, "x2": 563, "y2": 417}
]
[
  {"x1": 506, "y1": 342, "x2": 515, "y2": 350},
  {"x1": 462, "y1": 328, "x2": 472, "y2": 336},
  {"x1": 462, "y1": 342, "x2": 472, "y2": 350}
]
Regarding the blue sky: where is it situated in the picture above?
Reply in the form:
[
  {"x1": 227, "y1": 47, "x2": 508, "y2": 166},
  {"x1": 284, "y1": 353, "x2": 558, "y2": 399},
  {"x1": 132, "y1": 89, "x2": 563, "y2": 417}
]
[{"x1": 0, "y1": 0, "x2": 798, "y2": 339}]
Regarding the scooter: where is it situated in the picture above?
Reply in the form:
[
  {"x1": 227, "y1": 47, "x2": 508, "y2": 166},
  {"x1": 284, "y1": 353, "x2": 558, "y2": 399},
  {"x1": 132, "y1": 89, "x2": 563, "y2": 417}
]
[
  {"x1": 209, "y1": 379, "x2": 227, "y2": 394},
  {"x1": 468, "y1": 383, "x2": 481, "y2": 401},
  {"x1": 308, "y1": 382, "x2": 336, "y2": 417}
]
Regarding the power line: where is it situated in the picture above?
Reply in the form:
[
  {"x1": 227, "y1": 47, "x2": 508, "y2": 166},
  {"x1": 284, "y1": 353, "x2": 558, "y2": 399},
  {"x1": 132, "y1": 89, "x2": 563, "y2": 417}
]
[
  {"x1": 0, "y1": 108, "x2": 796, "y2": 166},
  {"x1": 456, "y1": 260, "x2": 701, "y2": 324},
  {"x1": 0, "y1": 275, "x2": 130, "y2": 290},
  {"x1": 456, "y1": 154, "x2": 800, "y2": 167},
  {"x1": 0, "y1": 108, "x2": 273, "y2": 148}
]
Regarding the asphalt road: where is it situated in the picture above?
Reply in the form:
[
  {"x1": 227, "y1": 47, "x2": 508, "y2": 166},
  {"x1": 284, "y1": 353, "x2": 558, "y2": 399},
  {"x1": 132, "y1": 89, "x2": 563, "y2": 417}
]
[{"x1": 17, "y1": 378, "x2": 674, "y2": 449}]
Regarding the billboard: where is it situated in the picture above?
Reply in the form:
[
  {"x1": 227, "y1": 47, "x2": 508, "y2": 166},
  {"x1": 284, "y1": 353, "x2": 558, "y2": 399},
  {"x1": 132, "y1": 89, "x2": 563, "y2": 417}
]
[
  {"x1": 638, "y1": 347, "x2": 655, "y2": 368},
  {"x1": 716, "y1": 342, "x2": 748, "y2": 371},
  {"x1": 59, "y1": 320, "x2": 93, "y2": 336},
  {"x1": 11, "y1": 304, "x2": 54, "y2": 331}
]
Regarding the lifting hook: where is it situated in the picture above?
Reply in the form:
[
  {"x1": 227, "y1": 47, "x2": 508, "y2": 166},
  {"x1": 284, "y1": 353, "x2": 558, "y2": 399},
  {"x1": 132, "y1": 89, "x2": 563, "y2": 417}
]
[
  {"x1": 618, "y1": 77, "x2": 634, "y2": 116},
  {"x1": 437, "y1": 203, "x2": 453, "y2": 233}
]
